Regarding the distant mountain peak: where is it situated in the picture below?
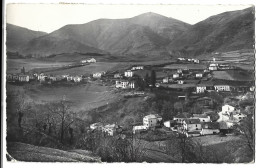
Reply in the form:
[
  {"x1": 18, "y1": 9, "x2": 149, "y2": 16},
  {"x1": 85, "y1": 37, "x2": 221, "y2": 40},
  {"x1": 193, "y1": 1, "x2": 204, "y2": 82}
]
[{"x1": 134, "y1": 12, "x2": 168, "y2": 19}]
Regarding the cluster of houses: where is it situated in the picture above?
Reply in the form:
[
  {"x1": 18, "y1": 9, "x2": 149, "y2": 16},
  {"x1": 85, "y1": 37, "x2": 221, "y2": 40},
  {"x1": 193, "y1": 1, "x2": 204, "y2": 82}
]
[
  {"x1": 90, "y1": 122, "x2": 123, "y2": 136},
  {"x1": 177, "y1": 58, "x2": 200, "y2": 64},
  {"x1": 133, "y1": 104, "x2": 247, "y2": 137},
  {"x1": 114, "y1": 65, "x2": 144, "y2": 89},
  {"x1": 35, "y1": 73, "x2": 83, "y2": 83},
  {"x1": 7, "y1": 72, "x2": 84, "y2": 84},
  {"x1": 80, "y1": 58, "x2": 96, "y2": 64}
]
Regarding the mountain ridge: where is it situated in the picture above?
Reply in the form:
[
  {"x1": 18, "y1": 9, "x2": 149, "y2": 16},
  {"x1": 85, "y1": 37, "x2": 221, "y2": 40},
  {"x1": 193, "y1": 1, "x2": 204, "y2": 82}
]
[{"x1": 6, "y1": 8, "x2": 255, "y2": 60}]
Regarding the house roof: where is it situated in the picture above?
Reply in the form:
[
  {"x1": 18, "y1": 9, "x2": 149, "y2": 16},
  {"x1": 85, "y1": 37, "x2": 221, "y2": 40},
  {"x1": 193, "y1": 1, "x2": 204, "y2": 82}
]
[
  {"x1": 201, "y1": 122, "x2": 219, "y2": 129},
  {"x1": 144, "y1": 114, "x2": 162, "y2": 119},
  {"x1": 167, "y1": 83, "x2": 196, "y2": 89},
  {"x1": 193, "y1": 114, "x2": 208, "y2": 118},
  {"x1": 183, "y1": 119, "x2": 201, "y2": 124}
]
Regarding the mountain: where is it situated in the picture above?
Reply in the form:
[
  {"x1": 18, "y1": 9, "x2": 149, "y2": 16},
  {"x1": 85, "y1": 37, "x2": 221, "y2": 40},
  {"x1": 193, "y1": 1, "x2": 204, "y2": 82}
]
[
  {"x1": 167, "y1": 7, "x2": 255, "y2": 56},
  {"x1": 129, "y1": 12, "x2": 190, "y2": 40},
  {"x1": 18, "y1": 12, "x2": 190, "y2": 57},
  {"x1": 6, "y1": 23, "x2": 47, "y2": 52}
]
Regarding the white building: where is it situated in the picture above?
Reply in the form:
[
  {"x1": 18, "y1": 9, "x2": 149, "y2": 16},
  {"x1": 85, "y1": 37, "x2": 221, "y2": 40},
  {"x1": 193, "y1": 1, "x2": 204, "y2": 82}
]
[
  {"x1": 102, "y1": 124, "x2": 119, "y2": 136},
  {"x1": 18, "y1": 75, "x2": 29, "y2": 82},
  {"x1": 73, "y1": 76, "x2": 82, "y2": 82},
  {"x1": 143, "y1": 114, "x2": 162, "y2": 128},
  {"x1": 191, "y1": 114, "x2": 211, "y2": 122},
  {"x1": 124, "y1": 70, "x2": 134, "y2": 77},
  {"x1": 193, "y1": 59, "x2": 200, "y2": 64},
  {"x1": 222, "y1": 104, "x2": 235, "y2": 114},
  {"x1": 133, "y1": 125, "x2": 147, "y2": 134},
  {"x1": 173, "y1": 73, "x2": 180, "y2": 79},
  {"x1": 163, "y1": 77, "x2": 169, "y2": 83},
  {"x1": 38, "y1": 73, "x2": 47, "y2": 81},
  {"x1": 81, "y1": 60, "x2": 87, "y2": 63},
  {"x1": 195, "y1": 73, "x2": 203, "y2": 78},
  {"x1": 114, "y1": 73, "x2": 121, "y2": 78},
  {"x1": 87, "y1": 58, "x2": 96, "y2": 63},
  {"x1": 116, "y1": 81, "x2": 135, "y2": 89},
  {"x1": 67, "y1": 76, "x2": 73, "y2": 81},
  {"x1": 196, "y1": 85, "x2": 207, "y2": 93},
  {"x1": 90, "y1": 122, "x2": 103, "y2": 130},
  {"x1": 214, "y1": 85, "x2": 230, "y2": 92},
  {"x1": 131, "y1": 66, "x2": 144, "y2": 70},
  {"x1": 93, "y1": 72, "x2": 102, "y2": 78},
  {"x1": 177, "y1": 80, "x2": 184, "y2": 84},
  {"x1": 200, "y1": 122, "x2": 220, "y2": 135}
]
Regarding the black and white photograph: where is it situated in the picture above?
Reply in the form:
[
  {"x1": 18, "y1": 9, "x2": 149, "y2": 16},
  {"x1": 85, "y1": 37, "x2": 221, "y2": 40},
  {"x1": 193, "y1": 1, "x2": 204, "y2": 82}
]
[{"x1": 2, "y1": 0, "x2": 256, "y2": 165}]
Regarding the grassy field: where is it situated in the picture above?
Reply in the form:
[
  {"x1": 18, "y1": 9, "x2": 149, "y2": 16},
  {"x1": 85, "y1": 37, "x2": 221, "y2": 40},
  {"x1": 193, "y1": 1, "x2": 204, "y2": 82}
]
[
  {"x1": 7, "y1": 142, "x2": 101, "y2": 162},
  {"x1": 212, "y1": 70, "x2": 254, "y2": 81},
  {"x1": 163, "y1": 64, "x2": 206, "y2": 70},
  {"x1": 6, "y1": 82, "x2": 120, "y2": 112},
  {"x1": 6, "y1": 59, "x2": 71, "y2": 74}
]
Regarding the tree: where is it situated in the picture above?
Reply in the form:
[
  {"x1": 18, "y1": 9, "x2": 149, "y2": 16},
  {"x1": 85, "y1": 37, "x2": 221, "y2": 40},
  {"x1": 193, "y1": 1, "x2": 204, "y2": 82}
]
[
  {"x1": 174, "y1": 102, "x2": 184, "y2": 113},
  {"x1": 161, "y1": 101, "x2": 175, "y2": 120},
  {"x1": 21, "y1": 67, "x2": 25, "y2": 74},
  {"x1": 47, "y1": 100, "x2": 75, "y2": 143},
  {"x1": 150, "y1": 70, "x2": 156, "y2": 88},
  {"x1": 144, "y1": 73, "x2": 150, "y2": 87}
]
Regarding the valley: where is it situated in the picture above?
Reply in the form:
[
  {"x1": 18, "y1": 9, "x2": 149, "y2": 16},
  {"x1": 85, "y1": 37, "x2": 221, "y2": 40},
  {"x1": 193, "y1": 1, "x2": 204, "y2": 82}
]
[{"x1": 5, "y1": 6, "x2": 255, "y2": 163}]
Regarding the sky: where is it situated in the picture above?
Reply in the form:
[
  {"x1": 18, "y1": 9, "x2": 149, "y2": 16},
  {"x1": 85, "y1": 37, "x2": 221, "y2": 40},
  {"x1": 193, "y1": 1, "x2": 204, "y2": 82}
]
[{"x1": 6, "y1": 4, "x2": 253, "y2": 33}]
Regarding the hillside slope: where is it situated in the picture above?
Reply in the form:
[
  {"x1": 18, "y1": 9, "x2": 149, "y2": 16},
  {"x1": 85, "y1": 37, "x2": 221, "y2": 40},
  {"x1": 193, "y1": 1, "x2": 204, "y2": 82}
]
[
  {"x1": 19, "y1": 13, "x2": 190, "y2": 57},
  {"x1": 6, "y1": 23, "x2": 47, "y2": 52},
  {"x1": 167, "y1": 7, "x2": 255, "y2": 56},
  {"x1": 7, "y1": 142, "x2": 101, "y2": 162}
]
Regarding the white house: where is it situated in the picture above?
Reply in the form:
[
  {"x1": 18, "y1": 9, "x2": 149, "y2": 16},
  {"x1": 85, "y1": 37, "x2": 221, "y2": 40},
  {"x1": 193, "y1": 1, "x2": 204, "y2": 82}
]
[
  {"x1": 177, "y1": 69, "x2": 183, "y2": 74},
  {"x1": 67, "y1": 76, "x2": 73, "y2": 81},
  {"x1": 214, "y1": 85, "x2": 230, "y2": 92},
  {"x1": 163, "y1": 77, "x2": 169, "y2": 83},
  {"x1": 196, "y1": 85, "x2": 207, "y2": 93},
  {"x1": 93, "y1": 72, "x2": 102, "y2": 78},
  {"x1": 143, "y1": 114, "x2": 162, "y2": 128},
  {"x1": 232, "y1": 113, "x2": 246, "y2": 122},
  {"x1": 38, "y1": 73, "x2": 47, "y2": 81},
  {"x1": 90, "y1": 122, "x2": 103, "y2": 130},
  {"x1": 173, "y1": 117, "x2": 187, "y2": 124},
  {"x1": 73, "y1": 76, "x2": 82, "y2": 82},
  {"x1": 116, "y1": 81, "x2": 135, "y2": 89},
  {"x1": 124, "y1": 70, "x2": 134, "y2": 77},
  {"x1": 192, "y1": 114, "x2": 211, "y2": 122},
  {"x1": 182, "y1": 119, "x2": 202, "y2": 132},
  {"x1": 164, "y1": 120, "x2": 178, "y2": 128},
  {"x1": 102, "y1": 124, "x2": 120, "y2": 136},
  {"x1": 131, "y1": 66, "x2": 144, "y2": 70},
  {"x1": 172, "y1": 73, "x2": 180, "y2": 79},
  {"x1": 18, "y1": 75, "x2": 29, "y2": 82},
  {"x1": 81, "y1": 60, "x2": 87, "y2": 63},
  {"x1": 133, "y1": 125, "x2": 148, "y2": 134},
  {"x1": 195, "y1": 73, "x2": 203, "y2": 78},
  {"x1": 193, "y1": 59, "x2": 200, "y2": 64},
  {"x1": 178, "y1": 58, "x2": 185, "y2": 61},
  {"x1": 222, "y1": 104, "x2": 235, "y2": 114},
  {"x1": 177, "y1": 80, "x2": 184, "y2": 84},
  {"x1": 200, "y1": 122, "x2": 220, "y2": 135},
  {"x1": 87, "y1": 58, "x2": 96, "y2": 63},
  {"x1": 114, "y1": 73, "x2": 121, "y2": 78}
]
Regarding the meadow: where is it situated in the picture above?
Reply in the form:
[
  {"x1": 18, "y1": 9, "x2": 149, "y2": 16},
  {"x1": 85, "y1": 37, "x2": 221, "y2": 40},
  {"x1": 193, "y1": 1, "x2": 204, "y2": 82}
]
[{"x1": 6, "y1": 82, "x2": 120, "y2": 112}]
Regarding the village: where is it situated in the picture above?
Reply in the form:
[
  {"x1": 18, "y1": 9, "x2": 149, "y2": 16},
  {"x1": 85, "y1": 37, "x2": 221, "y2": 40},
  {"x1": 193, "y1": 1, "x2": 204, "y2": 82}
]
[{"x1": 6, "y1": 55, "x2": 255, "y2": 147}]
